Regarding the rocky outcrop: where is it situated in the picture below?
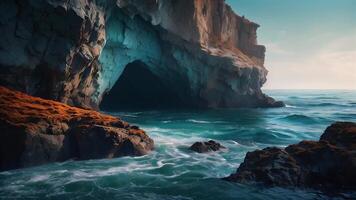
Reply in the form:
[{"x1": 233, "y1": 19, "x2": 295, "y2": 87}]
[
  {"x1": 0, "y1": 0, "x2": 282, "y2": 109},
  {"x1": 0, "y1": 86, "x2": 154, "y2": 171},
  {"x1": 224, "y1": 122, "x2": 356, "y2": 191},
  {"x1": 190, "y1": 140, "x2": 226, "y2": 153}
]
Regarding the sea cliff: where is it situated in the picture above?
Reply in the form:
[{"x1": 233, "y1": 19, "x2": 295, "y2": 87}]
[{"x1": 0, "y1": 0, "x2": 282, "y2": 109}]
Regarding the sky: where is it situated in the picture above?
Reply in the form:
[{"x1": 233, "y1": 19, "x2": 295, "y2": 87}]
[{"x1": 226, "y1": 0, "x2": 356, "y2": 89}]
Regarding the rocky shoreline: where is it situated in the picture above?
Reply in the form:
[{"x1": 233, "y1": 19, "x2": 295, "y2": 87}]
[
  {"x1": 0, "y1": 86, "x2": 154, "y2": 171},
  {"x1": 0, "y1": 85, "x2": 355, "y2": 193},
  {"x1": 224, "y1": 122, "x2": 356, "y2": 191},
  {"x1": 0, "y1": 1, "x2": 353, "y2": 199}
]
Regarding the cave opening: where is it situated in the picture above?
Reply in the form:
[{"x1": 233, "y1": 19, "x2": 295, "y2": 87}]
[{"x1": 100, "y1": 61, "x2": 186, "y2": 111}]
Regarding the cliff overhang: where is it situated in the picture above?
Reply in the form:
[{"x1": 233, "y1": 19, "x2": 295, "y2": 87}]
[{"x1": 0, "y1": 0, "x2": 283, "y2": 109}]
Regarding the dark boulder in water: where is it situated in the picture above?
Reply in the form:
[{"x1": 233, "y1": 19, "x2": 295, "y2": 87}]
[
  {"x1": 260, "y1": 95, "x2": 285, "y2": 108},
  {"x1": 190, "y1": 140, "x2": 226, "y2": 153},
  {"x1": 224, "y1": 122, "x2": 356, "y2": 191},
  {"x1": 320, "y1": 122, "x2": 356, "y2": 150},
  {"x1": 0, "y1": 86, "x2": 154, "y2": 171}
]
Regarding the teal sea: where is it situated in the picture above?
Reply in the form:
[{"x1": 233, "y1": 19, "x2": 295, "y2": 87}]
[{"x1": 1, "y1": 90, "x2": 356, "y2": 199}]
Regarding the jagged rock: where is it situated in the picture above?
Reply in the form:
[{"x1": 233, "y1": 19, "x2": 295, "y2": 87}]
[
  {"x1": 0, "y1": 0, "x2": 283, "y2": 109},
  {"x1": 190, "y1": 140, "x2": 226, "y2": 153},
  {"x1": 0, "y1": 86, "x2": 154, "y2": 171},
  {"x1": 320, "y1": 122, "x2": 356, "y2": 149},
  {"x1": 224, "y1": 122, "x2": 356, "y2": 191}
]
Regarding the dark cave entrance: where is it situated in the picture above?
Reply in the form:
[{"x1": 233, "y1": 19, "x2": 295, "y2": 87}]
[{"x1": 100, "y1": 61, "x2": 185, "y2": 110}]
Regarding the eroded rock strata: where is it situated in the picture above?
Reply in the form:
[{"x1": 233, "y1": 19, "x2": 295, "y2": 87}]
[
  {"x1": 224, "y1": 122, "x2": 356, "y2": 191},
  {"x1": 0, "y1": 0, "x2": 282, "y2": 109},
  {"x1": 0, "y1": 86, "x2": 154, "y2": 171}
]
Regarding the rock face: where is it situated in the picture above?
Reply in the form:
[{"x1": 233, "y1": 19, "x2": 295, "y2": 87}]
[
  {"x1": 224, "y1": 122, "x2": 356, "y2": 191},
  {"x1": 190, "y1": 140, "x2": 226, "y2": 153},
  {"x1": 0, "y1": 86, "x2": 154, "y2": 171},
  {"x1": 0, "y1": 0, "x2": 282, "y2": 109}
]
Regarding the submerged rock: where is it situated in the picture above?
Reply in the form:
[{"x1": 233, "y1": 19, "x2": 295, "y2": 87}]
[
  {"x1": 224, "y1": 122, "x2": 356, "y2": 190},
  {"x1": 190, "y1": 140, "x2": 226, "y2": 153},
  {"x1": 0, "y1": 86, "x2": 154, "y2": 171},
  {"x1": 0, "y1": 0, "x2": 282, "y2": 109}
]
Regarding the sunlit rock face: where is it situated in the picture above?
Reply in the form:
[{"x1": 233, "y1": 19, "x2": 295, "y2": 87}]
[{"x1": 0, "y1": 0, "x2": 283, "y2": 109}]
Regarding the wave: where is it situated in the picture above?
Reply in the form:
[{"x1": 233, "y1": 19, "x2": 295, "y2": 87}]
[
  {"x1": 288, "y1": 96, "x2": 301, "y2": 99},
  {"x1": 185, "y1": 119, "x2": 228, "y2": 124},
  {"x1": 120, "y1": 114, "x2": 138, "y2": 118},
  {"x1": 280, "y1": 114, "x2": 318, "y2": 124},
  {"x1": 309, "y1": 102, "x2": 344, "y2": 107},
  {"x1": 186, "y1": 119, "x2": 210, "y2": 124},
  {"x1": 285, "y1": 104, "x2": 297, "y2": 108},
  {"x1": 28, "y1": 175, "x2": 50, "y2": 183},
  {"x1": 143, "y1": 127, "x2": 204, "y2": 146},
  {"x1": 315, "y1": 97, "x2": 340, "y2": 100}
]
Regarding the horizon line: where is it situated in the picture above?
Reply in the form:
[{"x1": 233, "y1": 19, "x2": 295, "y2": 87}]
[{"x1": 262, "y1": 88, "x2": 356, "y2": 90}]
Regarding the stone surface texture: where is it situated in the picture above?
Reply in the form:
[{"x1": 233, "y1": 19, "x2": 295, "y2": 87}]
[
  {"x1": 0, "y1": 0, "x2": 282, "y2": 109},
  {"x1": 190, "y1": 140, "x2": 226, "y2": 153},
  {"x1": 0, "y1": 86, "x2": 154, "y2": 171},
  {"x1": 224, "y1": 122, "x2": 356, "y2": 191}
]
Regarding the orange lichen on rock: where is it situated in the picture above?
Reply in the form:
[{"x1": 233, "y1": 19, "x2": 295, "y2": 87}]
[
  {"x1": 0, "y1": 86, "x2": 123, "y2": 133},
  {"x1": 0, "y1": 86, "x2": 154, "y2": 171}
]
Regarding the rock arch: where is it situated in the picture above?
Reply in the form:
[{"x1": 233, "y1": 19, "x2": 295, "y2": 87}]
[{"x1": 0, "y1": 0, "x2": 283, "y2": 109}]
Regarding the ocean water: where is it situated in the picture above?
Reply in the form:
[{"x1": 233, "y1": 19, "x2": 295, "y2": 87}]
[{"x1": 1, "y1": 90, "x2": 356, "y2": 199}]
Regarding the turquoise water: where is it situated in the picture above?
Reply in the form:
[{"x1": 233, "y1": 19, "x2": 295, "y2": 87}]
[{"x1": 1, "y1": 90, "x2": 356, "y2": 199}]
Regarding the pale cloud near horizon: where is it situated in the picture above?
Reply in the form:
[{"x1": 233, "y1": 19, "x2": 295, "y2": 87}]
[
  {"x1": 263, "y1": 35, "x2": 356, "y2": 89},
  {"x1": 264, "y1": 42, "x2": 292, "y2": 56}
]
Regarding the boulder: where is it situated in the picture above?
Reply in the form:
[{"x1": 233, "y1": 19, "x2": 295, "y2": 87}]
[
  {"x1": 0, "y1": 86, "x2": 154, "y2": 171},
  {"x1": 224, "y1": 122, "x2": 356, "y2": 190},
  {"x1": 190, "y1": 140, "x2": 226, "y2": 153}
]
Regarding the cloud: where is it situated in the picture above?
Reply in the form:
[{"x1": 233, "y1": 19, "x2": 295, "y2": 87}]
[
  {"x1": 264, "y1": 42, "x2": 292, "y2": 55},
  {"x1": 264, "y1": 35, "x2": 356, "y2": 89}
]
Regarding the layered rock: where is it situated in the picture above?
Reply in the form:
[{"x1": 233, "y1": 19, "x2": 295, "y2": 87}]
[
  {"x1": 0, "y1": 86, "x2": 154, "y2": 171},
  {"x1": 0, "y1": 0, "x2": 282, "y2": 109},
  {"x1": 224, "y1": 122, "x2": 356, "y2": 191}
]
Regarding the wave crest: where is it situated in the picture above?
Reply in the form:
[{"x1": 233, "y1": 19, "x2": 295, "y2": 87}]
[{"x1": 280, "y1": 114, "x2": 318, "y2": 124}]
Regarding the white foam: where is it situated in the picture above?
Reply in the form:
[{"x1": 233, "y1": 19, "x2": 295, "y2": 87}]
[
  {"x1": 97, "y1": 163, "x2": 154, "y2": 175},
  {"x1": 142, "y1": 127, "x2": 202, "y2": 146},
  {"x1": 186, "y1": 119, "x2": 210, "y2": 124},
  {"x1": 144, "y1": 127, "x2": 171, "y2": 133},
  {"x1": 121, "y1": 114, "x2": 138, "y2": 118},
  {"x1": 29, "y1": 175, "x2": 49, "y2": 182},
  {"x1": 285, "y1": 104, "x2": 297, "y2": 108}
]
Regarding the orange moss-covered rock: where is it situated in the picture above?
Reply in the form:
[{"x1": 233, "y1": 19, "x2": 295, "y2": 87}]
[
  {"x1": 0, "y1": 86, "x2": 123, "y2": 130},
  {"x1": 0, "y1": 86, "x2": 154, "y2": 171}
]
